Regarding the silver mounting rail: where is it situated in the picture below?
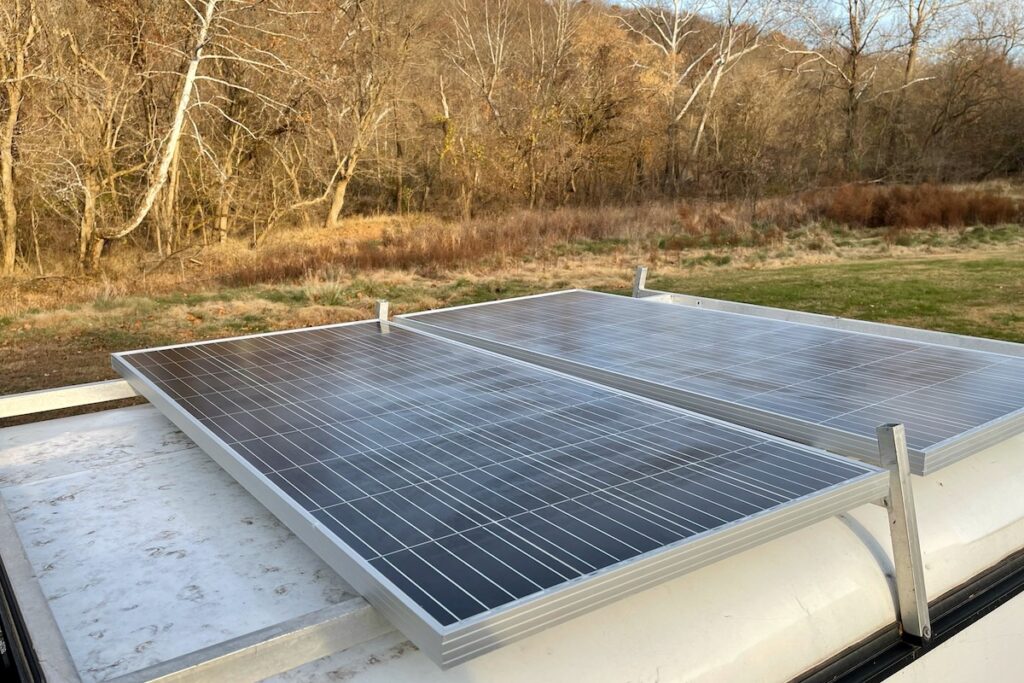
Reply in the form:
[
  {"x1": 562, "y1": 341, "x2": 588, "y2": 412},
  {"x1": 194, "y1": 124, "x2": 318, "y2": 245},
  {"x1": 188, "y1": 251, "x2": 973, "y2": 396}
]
[
  {"x1": 877, "y1": 423, "x2": 932, "y2": 643},
  {"x1": 632, "y1": 266, "x2": 648, "y2": 298},
  {"x1": 0, "y1": 379, "x2": 137, "y2": 420}
]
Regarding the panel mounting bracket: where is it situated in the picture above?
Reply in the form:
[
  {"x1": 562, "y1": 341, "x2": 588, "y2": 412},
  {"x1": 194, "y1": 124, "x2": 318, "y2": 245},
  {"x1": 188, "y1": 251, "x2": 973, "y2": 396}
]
[
  {"x1": 877, "y1": 423, "x2": 931, "y2": 645},
  {"x1": 375, "y1": 300, "x2": 390, "y2": 333},
  {"x1": 632, "y1": 266, "x2": 648, "y2": 298}
]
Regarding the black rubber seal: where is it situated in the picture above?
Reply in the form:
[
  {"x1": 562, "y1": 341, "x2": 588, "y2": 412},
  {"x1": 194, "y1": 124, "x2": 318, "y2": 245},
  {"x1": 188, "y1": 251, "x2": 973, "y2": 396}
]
[{"x1": 800, "y1": 546, "x2": 1024, "y2": 683}]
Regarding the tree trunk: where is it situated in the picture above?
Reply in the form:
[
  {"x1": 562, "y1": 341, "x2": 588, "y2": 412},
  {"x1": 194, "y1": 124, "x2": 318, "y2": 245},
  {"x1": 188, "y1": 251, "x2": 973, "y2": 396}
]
[
  {"x1": 87, "y1": 235, "x2": 105, "y2": 271},
  {"x1": 78, "y1": 173, "x2": 100, "y2": 269},
  {"x1": 324, "y1": 174, "x2": 353, "y2": 230},
  {"x1": 324, "y1": 152, "x2": 358, "y2": 230},
  {"x1": 1, "y1": 69, "x2": 25, "y2": 275},
  {"x1": 84, "y1": 171, "x2": 106, "y2": 272},
  {"x1": 664, "y1": 121, "x2": 679, "y2": 194},
  {"x1": 844, "y1": 6, "x2": 863, "y2": 177},
  {"x1": 216, "y1": 183, "x2": 234, "y2": 243},
  {"x1": 885, "y1": 23, "x2": 923, "y2": 174},
  {"x1": 844, "y1": 81, "x2": 860, "y2": 175},
  {"x1": 155, "y1": 146, "x2": 181, "y2": 254},
  {"x1": 0, "y1": 103, "x2": 18, "y2": 274},
  {"x1": 0, "y1": 1, "x2": 37, "y2": 275},
  {"x1": 692, "y1": 62, "x2": 725, "y2": 157},
  {"x1": 393, "y1": 104, "x2": 404, "y2": 213},
  {"x1": 216, "y1": 149, "x2": 237, "y2": 243},
  {"x1": 459, "y1": 183, "x2": 472, "y2": 220},
  {"x1": 395, "y1": 159, "x2": 404, "y2": 213},
  {"x1": 631, "y1": 154, "x2": 645, "y2": 201},
  {"x1": 459, "y1": 164, "x2": 479, "y2": 220},
  {"x1": 528, "y1": 148, "x2": 539, "y2": 209}
]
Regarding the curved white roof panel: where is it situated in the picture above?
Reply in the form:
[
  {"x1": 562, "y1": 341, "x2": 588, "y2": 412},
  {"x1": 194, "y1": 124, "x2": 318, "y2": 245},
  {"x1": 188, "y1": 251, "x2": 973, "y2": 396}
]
[{"x1": 398, "y1": 290, "x2": 1024, "y2": 475}]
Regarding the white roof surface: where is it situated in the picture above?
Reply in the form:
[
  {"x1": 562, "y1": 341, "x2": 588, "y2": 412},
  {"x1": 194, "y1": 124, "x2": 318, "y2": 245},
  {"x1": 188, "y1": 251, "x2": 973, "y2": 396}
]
[{"x1": 1, "y1": 406, "x2": 355, "y2": 681}]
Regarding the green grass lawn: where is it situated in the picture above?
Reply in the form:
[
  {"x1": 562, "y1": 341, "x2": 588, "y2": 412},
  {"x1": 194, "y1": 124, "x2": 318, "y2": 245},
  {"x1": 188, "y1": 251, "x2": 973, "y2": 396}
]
[{"x1": 644, "y1": 253, "x2": 1024, "y2": 343}]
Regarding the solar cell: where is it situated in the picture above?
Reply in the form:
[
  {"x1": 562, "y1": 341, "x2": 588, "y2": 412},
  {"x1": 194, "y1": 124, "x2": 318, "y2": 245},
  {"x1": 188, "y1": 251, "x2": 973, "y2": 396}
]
[
  {"x1": 398, "y1": 290, "x2": 1024, "y2": 474},
  {"x1": 113, "y1": 320, "x2": 886, "y2": 666}
]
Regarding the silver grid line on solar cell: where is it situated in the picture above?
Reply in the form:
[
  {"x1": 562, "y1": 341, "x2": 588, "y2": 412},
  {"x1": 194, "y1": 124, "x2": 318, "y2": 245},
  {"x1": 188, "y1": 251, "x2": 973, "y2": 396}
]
[
  {"x1": 112, "y1": 318, "x2": 887, "y2": 667},
  {"x1": 397, "y1": 289, "x2": 1024, "y2": 475}
]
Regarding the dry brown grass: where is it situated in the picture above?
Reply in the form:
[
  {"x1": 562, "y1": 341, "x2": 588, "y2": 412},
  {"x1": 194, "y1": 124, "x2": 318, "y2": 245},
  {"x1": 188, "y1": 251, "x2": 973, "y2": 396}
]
[
  {"x1": 3, "y1": 184, "x2": 1024, "y2": 320},
  {"x1": 669, "y1": 197, "x2": 806, "y2": 248},
  {"x1": 667, "y1": 185, "x2": 1020, "y2": 249},
  {"x1": 218, "y1": 205, "x2": 680, "y2": 286},
  {"x1": 812, "y1": 183, "x2": 1021, "y2": 229}
]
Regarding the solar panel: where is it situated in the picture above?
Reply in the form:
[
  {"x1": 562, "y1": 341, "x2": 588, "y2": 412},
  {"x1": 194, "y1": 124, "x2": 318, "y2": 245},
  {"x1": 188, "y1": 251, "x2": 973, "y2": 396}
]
[
  {"x1": 112, "y1": 321, "x2": 886, "y2": 667},
  {"x1": 398, "y1": 290, "x2": 1024, "y2": 475}
]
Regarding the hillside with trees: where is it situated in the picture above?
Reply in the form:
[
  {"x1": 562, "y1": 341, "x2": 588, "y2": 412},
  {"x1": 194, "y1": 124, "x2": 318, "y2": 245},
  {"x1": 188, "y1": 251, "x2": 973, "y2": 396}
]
[{"x1": 1, "y1": 0, "x2": 1023, "y2": 275}]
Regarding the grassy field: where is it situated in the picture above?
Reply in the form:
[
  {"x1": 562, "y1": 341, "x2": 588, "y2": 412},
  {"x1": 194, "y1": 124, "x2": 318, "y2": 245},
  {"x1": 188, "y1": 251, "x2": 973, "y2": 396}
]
[
  {"x1": 649, "y1": 252, "x2": 1024, "y2": 342},
  {"x1": 2, "y1": 246, "x2": 1021, "y2": 408}
]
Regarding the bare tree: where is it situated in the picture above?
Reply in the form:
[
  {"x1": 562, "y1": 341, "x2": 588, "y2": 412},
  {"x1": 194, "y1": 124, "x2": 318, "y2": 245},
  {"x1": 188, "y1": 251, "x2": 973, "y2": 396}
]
[
  {"x1": 1, "y1": 0, "x2": 1023, "y2": 275},
  {"x1": 313, "y1": 0, "x2": 420, "y2": 230},
  {"x1": 882, "y1": 0, "x2": 959, "y2": 171},
  {"x1": 918, "y1": 0, "x2": 1024, "y2": 173},
  {"x1": 445, "y1": 0, "x2": 514, "y2": 137},
  {"x1": 202, "y1": 55, "x2": 297, "y2": 244},
  {"x1": 441, "y1": 0, "x2": 516, "y2": 215},
  {"x1": 560, "y1": 9, "x2": 643, "y2": 203},
  {"x1": 0, "y1": 0, "x2": 40, "y2": 274},
  {"x1": 690, "y1": 0, "x2": 779, "y2": 157},
  {"x1": 522, "y1": 0, "x2": 581, "y2": 207},
  {"x1": 622, "y1": 0, "x2": 717, "y2": 191},
  {"x1": 91, "y1": 0, "x2": 220, "y2": 256},
  {"x1": 47, "y1": 9, "x2": 151, "y2": 268},
  {"x1": 434, "y1": 73, "x2": 483, "y2": 218},
  {"x1": 785, "y1": 0, "x2": 899, "y2": 173},
  {"x1": 47, "y1": 0, "x2": 298, "y2": 267}
]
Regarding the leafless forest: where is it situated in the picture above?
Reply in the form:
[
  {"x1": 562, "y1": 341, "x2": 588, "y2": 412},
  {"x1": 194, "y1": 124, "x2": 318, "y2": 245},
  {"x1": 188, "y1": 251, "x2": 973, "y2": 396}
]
[{"x1": 2, "y1": 0, "x2": 1024, "y2": 275}]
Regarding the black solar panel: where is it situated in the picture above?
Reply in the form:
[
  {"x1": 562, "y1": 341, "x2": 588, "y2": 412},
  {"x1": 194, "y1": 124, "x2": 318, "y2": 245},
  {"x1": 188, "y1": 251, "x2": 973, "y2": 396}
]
[
  {"x1": 399, "y1": 291, "x2": 1024, "y2": 474},
  {"x1": 112, "y1": 321, "x2": 886, "y2": 666}
]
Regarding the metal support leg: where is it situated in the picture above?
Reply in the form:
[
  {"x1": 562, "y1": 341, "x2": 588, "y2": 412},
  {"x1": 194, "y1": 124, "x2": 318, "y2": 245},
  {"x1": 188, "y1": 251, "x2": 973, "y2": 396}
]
[
  {"x1": 877, "y1": 423, "x2": 931, "y2": 643},
  {"x1": 632, "y1": 266, "x2": 648, "y2": 298},
  {"x1": 375, "y1": 300, "x2": 390, "y2": 333}
]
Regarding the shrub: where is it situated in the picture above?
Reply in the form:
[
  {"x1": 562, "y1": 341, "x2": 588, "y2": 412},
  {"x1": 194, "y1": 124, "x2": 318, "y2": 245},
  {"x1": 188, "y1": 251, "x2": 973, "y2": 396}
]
[
  {"x1": 214, "y1": 184, "x2": 1020, "y2": 289},
  {"x1": 219, "y1": 205, "x2": 682, "y2": 285},
  {"x1": 667, "y1": 199, "x2": 793, "y2": 249},
  {"x1": 815, "y1": 184, "x2": 1020, "y2": 229}
]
